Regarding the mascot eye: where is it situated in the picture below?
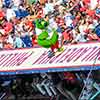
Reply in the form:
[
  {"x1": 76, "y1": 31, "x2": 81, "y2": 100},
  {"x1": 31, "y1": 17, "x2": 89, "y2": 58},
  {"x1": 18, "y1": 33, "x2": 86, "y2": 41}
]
[{"x1": 41, "y1": 21, "x2": 45, "y2": 26}]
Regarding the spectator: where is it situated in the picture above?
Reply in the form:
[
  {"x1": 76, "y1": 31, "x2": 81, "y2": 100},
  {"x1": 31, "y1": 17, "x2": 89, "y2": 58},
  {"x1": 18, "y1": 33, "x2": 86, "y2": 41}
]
[{"x1": 0, "y1": 0, "x2": 99, "y2": 50}]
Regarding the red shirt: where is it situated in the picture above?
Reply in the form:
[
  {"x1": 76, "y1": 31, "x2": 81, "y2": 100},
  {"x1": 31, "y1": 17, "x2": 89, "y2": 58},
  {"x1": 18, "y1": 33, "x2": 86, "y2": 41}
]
[
  {"x1": 37, "y1": 9, "x2": 44, "y2": 18},
  {"x1": 26, "y1": 21, "x2": 34, "y2": 29},
  {"x1": 64, "y1": 72, "x2": 76, "y2": 81},
  {"x1": 83, "y1": 0, "x2": 90, "y2": 4},
  {"x1": 62, "y1": 31, "x2": 73, "y2": 41},
  {"x1": 32, "y1": 35, "x2": 37, "y2": 45},
  {"x1": 3, "y1": 22, "x2": 13, "y2": 33},
  {"x1": 56, "y1": 18, "x2": 65, "y2": 26},
  {"x1": 88, "y1": 34, "x2": 99, "y2": 40},
  {"x1": 80, "y1": 7, "x2": 86, "y2": 12},
  {"x1": 86, "y1": 9, "x2": 95, "y2": 16},
  {"x1": 0, "y1": 10, "x2": 5, "y2": 20}
]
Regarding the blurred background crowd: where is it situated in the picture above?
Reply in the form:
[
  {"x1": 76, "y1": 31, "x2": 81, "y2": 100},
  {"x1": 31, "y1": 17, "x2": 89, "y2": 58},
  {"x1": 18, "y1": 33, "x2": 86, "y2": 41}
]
[
  {"x1": 0, "y1": 0, "x2": 100, "y2": 99},
  {"x1": 0, "y1": 0, "x2": 99, "y2": 50},
  {"x1": 0, "y1": 71, "x2": 90, "y2": 100}
]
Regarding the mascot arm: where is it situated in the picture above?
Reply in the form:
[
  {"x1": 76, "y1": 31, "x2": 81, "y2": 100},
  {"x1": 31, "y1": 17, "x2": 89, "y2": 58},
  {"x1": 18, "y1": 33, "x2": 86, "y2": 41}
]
[{"x1": 50, "y1": 29, "x2": 58, "y2": 45}]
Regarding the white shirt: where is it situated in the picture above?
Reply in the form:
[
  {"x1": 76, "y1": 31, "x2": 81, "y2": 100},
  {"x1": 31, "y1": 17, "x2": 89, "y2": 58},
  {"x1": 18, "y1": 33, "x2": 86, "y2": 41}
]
[
  {"x1": 90, "y1": 0, "x2": 98, "y2": 10},
  {"x1": 14, "y1": 37, "x2": 24, "y2": 48},
  {"x1": 43, "y1": 3, "x2": 54, "y2": 15},
  {"x1": 75, "y1": 34, "x2": 87, "y2": 42},
  {"x1": 12, "y1": 0, "x2": 21, "y2": 7},
  {"x1": 35, "y1": 28, "x2": 42, "y2": 36},
  {"x1": 0, "y1": 43, "x2": 3, "y2": 48},
  {"x1": 79, "y1": 25, "x2": 87, "y2": 35},
  {"x1": 55, "y1": 0, "x2": 63, "y2": 5},
  {"x1": 7, "y1": 35, "x2": 14, "y2": 45},
  {"x1": 49, "y1": 18, "x2": 58, "y2": 30},
  {"x1": 0, "y1": 0, "x2": 3, "y2": 8},
  {"x1": 6, "y1": 8, "x2": 16, "y2": 21},
  {"x1": 64, "y1": 13, "x2": 73, "y2": 27}
]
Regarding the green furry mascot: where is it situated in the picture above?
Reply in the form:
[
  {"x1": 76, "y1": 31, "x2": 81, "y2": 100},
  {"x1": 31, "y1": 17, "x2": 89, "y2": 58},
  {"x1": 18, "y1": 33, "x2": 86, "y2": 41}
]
[{"x1": 35, "y1": 18, "x2": 60, "y2": 57}]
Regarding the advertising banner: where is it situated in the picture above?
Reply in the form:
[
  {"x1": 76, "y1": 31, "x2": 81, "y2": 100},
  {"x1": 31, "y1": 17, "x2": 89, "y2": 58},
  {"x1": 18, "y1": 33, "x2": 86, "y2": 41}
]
[{"x1": 0, "y1": 42, "x2": 100, "y2": 75}]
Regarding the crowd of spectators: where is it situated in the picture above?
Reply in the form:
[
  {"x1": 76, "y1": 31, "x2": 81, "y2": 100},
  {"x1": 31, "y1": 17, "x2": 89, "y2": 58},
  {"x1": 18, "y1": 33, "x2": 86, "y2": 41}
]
[
  {"x1": 0, "y1": 0, "x2": 99, "y2": 50},
  {"x1": 0, "y1": 0, "x2": 100, "y2": 99}
]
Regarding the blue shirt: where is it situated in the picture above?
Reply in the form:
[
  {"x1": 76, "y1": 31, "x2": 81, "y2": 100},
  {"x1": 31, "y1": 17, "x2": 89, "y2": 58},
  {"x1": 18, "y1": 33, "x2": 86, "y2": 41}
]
[
  {"x1": 14, "y1": 37, "x2": 24, "y2": 48},
  {"x1": 3, "y1": 0, "x2": 12, "y2": 7},
  {"x1": 95, "y1": 24, "x2": 100, "y2": 38},
  {"x1": 20, "y1": 35, "x2": 33, "y2": 48},
  {"x1": 14, "y1": 9, "x2": 29, "y2": 19}
]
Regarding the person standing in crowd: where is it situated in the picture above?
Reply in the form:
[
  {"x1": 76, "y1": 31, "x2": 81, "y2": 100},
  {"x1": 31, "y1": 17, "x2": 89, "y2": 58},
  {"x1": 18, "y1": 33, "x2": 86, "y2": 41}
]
[{"x1": 0, "y1": 0, "x2": 99, "y2": 50}]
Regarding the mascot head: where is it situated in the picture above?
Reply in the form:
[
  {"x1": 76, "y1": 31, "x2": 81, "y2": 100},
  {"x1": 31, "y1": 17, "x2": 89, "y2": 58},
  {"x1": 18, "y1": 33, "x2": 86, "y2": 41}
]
[{"x1": 36, "y1": 19, "x2": 49, "y2": 29}]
